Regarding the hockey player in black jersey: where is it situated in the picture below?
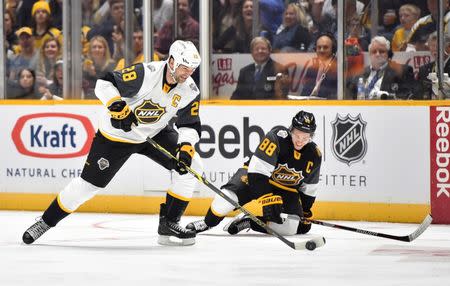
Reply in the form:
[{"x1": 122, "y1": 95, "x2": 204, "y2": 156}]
[
  {"x1": 22, "y1": 40, "x2": 203, "y2": 246},
  {"x1": 187, "y1": 111, "x2": 322, "y2": 236}
]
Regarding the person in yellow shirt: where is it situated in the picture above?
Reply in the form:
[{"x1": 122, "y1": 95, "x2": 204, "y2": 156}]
[
  {"x1": 115, "y1": 28, "x2": 160, "y2": 70},
  {"x1": 391, "y1": 4, "x2": 421, "y2": 51},
  {"x1": 31, "y1": 0, "x2": 61, "y2": 50}
]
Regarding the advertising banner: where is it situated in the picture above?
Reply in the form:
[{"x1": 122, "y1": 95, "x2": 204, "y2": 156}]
[
  {"x1": 430, "y1": 106, "x2": 450, "y2": 223},
  {"x1": 0, "y1": 103, "x2": 430, "y2": 211}
]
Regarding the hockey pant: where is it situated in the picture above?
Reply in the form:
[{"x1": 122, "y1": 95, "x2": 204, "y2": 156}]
[{"x1": 205, "y1": 167, "x2": 303, "y2": 235}]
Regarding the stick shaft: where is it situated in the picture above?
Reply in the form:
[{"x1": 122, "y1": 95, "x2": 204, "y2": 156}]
[{"x1": 306, "y1": 214, "x2": 432, "y2": 242}]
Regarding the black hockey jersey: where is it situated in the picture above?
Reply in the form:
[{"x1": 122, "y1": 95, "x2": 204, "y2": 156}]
[{"x1": 248, "y1": 126, "x2": 322, "y2": 197}]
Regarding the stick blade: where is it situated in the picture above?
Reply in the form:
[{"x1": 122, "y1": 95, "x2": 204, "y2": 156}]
[
  {"x1": 407, "y1": 214, "x2": 433, "y2": 242},
  {"x1": 292, "y1": 236, "x2": 326, "y2": 251}
]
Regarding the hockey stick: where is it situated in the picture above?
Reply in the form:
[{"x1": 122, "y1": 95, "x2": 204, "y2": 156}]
[
  {"x1": 133, "y1": 128, "x2": 325, "y2": 251},
  {"x1": 305, "y1": 214, "x2": 432, "y2": 242}
]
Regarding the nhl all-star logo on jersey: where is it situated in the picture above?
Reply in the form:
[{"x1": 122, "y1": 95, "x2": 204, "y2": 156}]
[
  {"x1": 271, "y1": 163, "x2": 303, "y2": 186},
  {"x1": 135, "y1": 100, "x2": 166, "y2": 124},
  {"x1": 331, "y1": 114, "x2": 367, "y2": 165}
]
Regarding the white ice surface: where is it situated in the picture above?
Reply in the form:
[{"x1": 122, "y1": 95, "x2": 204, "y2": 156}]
[{"x1": 0, "y1": 211, "x2": 449, "y2": 286}]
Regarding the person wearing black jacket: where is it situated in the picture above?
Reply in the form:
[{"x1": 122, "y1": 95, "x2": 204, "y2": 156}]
[{"x1": 230, "y1": 36, "x2": 289, "y2": 100}]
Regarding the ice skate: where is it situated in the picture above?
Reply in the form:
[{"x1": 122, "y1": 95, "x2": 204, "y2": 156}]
[
  {"x1": 22, "y1": 218, "x2": 51, "y2": 244},
  {"x1": 186, "y1": 220, "x2": 210, "y2": 233},
  {"x1": 225, "y1": 214, "x2": 251, "y2": 235},
  {"x1": 157, "y1": 203, "x2": 195, "y2": 246}
]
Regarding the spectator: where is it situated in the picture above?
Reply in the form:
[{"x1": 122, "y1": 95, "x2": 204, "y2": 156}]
[
  {"x1": 115, "y1": 28, "x2": 160, "y2": 70},
  {"x1": 391, "y1": 4, "x2": 421, "y2": 51},
  {"x1": 377, "y1": 9, "x2": 398, "y2": 42},
  {"x1": 407, "y1": 0, "x2": 450, "y2": 51},
  {"x1": 88, "y1": 0, "x2": 124, "y2": 55},
  {"x1": 40, "y1": 60, "x2": 64, "y2": 100},
  {"x1": 37, "y1": 37, "x2": 62, "y2": 81},
  {"x1": 417, "y1": 32, "x2": 450, "y2": 99},
  {"x1": 8, "y1": 27, "x2": 40, "y2": 81},
  {"x1": 82, "y1": 36, "x2": 116, "y2": 99},
  {"x1": 49, "y1": 0, "x2": 63, "y2": 30},
  {"x1": 230, "y1": 37, "x2": 289, "y2": 100},
  {"x1": 298, "y1": 33, "x2": 337, "y2": 99},
  {"x1": 259, "y1": 0, "x2": 285, "y2": 37},
  {"x1": 4, "y1": 9, "x2": 18, "y2": 58},
  {"x1": 155, "y1": 0, "x2": 199, "y2": 58},
  {"x1": 7, "y1": 68, "x2": 40, "y2": 99},
  {"x1": 214, "y1": 0, "x2": 253, "y2": 53},
  {"x1": 348, "y1": 36, "x2": 417, "y2": 100},
  {"x1": 272, "y1": 3, "x2": 311, "y2": 52},
  {"x1": 213, "y1": 0, "x2": 241, "y2": 39},
  {"x1": 15, "y1": 0, "x2": 35, "y2": 28},
  {"x1": 154, "y1": 0, "x2": 173, "y2": 31},
  {"x1": 30, "y1": 0, "x2": 62, "y2": 50}
]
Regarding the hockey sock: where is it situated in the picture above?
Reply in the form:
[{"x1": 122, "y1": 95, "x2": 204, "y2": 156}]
[
  {"x1": 204, "y1": 208, "x2": 224, "y2": 227},
  {"x1": 42, "y1": 198, "x2": 71, "y2": 227},
  {"x1": 165, "y1": 193, "x2": 189, "y2": 222}
]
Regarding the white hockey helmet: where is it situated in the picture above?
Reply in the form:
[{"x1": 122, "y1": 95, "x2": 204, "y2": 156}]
[{"x1": 167, "y1": 40, "x2": 201, "y2": 73}]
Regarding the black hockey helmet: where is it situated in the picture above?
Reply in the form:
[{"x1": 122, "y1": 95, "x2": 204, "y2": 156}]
[{"x1": 291, "y1": 111, "x2": 316, "y2": 134}]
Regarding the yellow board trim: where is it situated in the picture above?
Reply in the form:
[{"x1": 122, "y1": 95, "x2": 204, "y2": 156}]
[{"x1": 0, "y1": 193, "x2": 429, "y2": 223}]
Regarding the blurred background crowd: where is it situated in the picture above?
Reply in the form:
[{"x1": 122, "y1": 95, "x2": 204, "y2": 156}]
[{"x1": 2, "y1": 0, "x2": 449, "y2": 100}]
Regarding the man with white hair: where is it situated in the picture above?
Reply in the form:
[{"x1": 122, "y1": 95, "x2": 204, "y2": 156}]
[{"x1": 349, "y1": 36, "x2": 417, "y2": 99}]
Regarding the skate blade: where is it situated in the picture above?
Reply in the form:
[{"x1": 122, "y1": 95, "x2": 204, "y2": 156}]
[{"x1": 157, "y1": 235, "x2": 195, "y2": 246}]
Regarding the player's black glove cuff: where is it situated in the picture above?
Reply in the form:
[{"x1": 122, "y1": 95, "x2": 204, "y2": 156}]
[
  {"x1": 175, "y1": 142, "x2": 195, "y2": 175},
  {"x1": 298, "y1": 210, "x2": 312, "y2": 234},
  {"x1": 108, "y1": 100, "x2": 138, "y2": 132}
]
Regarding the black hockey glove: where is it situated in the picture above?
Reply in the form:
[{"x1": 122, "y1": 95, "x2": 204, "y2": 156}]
[
  {"x1": 175, "y1": 142, "x2": 195, "y2": 175},
  {"x1": 297, "y1": 210, "x2": 312, "y2": 234},
  {"x1": 108, "y1": 100, "x2": 138, "y2": 132},
  {"x1": 257, "y1": 193, "x2": 283, "y2": 224}
]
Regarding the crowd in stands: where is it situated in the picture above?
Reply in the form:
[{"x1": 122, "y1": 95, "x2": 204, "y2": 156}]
[{"x1": 3, "y1": 0, "x2": 449, "y2": 100}]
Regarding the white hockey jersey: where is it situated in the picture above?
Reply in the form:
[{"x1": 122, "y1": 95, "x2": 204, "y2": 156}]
[{"x1": 94, "y1": 61, "x2": 201, "y2": 144}]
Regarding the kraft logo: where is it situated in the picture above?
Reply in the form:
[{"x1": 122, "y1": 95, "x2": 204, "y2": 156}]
[
  {"x1": 11, "y1": 113, "x2": 95, "y2": 158},
  {"x1": 331, "y1": 113, "x2": 368, "y2": 165}
]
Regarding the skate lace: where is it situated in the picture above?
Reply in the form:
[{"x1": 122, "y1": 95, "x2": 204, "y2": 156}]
[
  {"x1": 236, "y1": 218, "x2": 251, "y2": 232},
  {"x1": 26, "y1": 219, "x2": 50, "y2": 239},
  {"x1": 167, "y1": 221, "x2": 190, "y2": 234},
  {"x1": 191, "y1": 220, "x2": 208, "y2": 231}
]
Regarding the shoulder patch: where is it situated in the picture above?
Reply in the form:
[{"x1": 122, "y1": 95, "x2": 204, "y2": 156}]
[
  {"x1": 189, "y1": 83, "x2": 198, "y2": 92},
  {"x1": 276, "y1": 129, "x2": 288, "y2": 138},
  {"x1": 146, "y1": 64, "x2": 156, "y2": 72}
]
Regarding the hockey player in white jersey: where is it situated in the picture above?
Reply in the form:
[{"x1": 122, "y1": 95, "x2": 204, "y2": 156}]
[{"x1": 22, "y1": 40, "x2": 202, "y2": 246}]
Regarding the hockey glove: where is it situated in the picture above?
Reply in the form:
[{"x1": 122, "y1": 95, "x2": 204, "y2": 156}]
[
  {"x1": 258, "y1": 193, "x2": 283, "y2": 224},
  {"x1": 297, "y1": 210, "x2": 312, "y2": 234},
  {"x1": 108, "y1": 100, "x2": 138, "y2": 132},
  {"x1": 175, "y1": 142, "x2": 195, "y2": 175}
]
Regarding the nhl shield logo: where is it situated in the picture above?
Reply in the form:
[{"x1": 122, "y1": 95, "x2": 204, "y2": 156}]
[{"x1": 331, "y1": 114, "x2": 367, "y2": 165}]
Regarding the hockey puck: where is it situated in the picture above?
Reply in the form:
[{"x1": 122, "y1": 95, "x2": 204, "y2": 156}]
[{"x1": 305, "y1": 240, "x2": 316, "y2": 251}]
